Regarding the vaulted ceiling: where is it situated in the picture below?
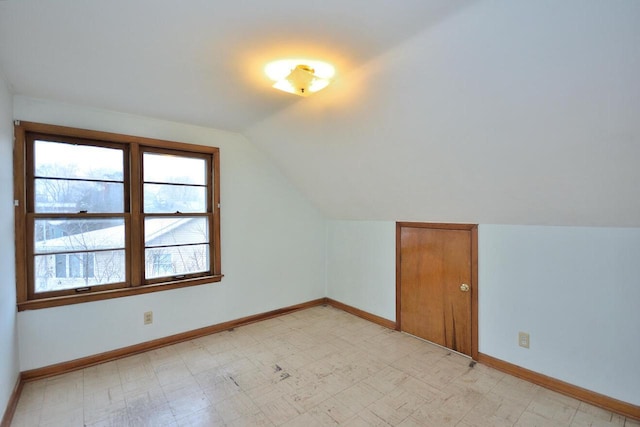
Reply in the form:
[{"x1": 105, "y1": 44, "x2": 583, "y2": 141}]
[
  {"x1": 1, "y1": 0, "x2": 639, "y2": 226},
  {"x1": 0, "y1": 0, "x2": 472, "y2": 131}
]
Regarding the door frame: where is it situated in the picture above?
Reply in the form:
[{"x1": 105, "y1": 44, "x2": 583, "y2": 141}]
[{"x1": 396, "y1": 222, "x2": 479, "y2": 360}]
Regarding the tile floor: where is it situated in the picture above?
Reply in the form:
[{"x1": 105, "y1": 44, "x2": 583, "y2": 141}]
[{"x1": 10, "y1": 305, "x2": 640, "y2": 427}]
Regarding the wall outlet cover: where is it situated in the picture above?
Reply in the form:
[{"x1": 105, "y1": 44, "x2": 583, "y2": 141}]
[{"x1": 518, "y1": 332, "x2": 530, "y2": 348}]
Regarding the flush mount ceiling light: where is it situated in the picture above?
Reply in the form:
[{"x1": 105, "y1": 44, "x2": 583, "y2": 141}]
[{"x1": 265, "y1": 59, "x2": 335, "y2": 97}]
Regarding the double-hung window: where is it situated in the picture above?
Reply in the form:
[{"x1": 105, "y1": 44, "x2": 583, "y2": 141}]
[{"x1": 14, "y1": 121, "x2": 222, "y2": 310}]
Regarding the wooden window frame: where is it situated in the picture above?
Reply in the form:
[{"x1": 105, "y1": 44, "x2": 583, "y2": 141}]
[{"x1": 14, "y1": 121, "x2": 222, "y2": 311}]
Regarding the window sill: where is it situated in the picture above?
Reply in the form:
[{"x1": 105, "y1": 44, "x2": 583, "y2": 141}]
[{"x1": 17, "y1": 275, "x2": 223, "y2": 311}]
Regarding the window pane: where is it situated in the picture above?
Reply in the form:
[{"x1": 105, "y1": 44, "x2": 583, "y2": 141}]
[
  {"x1": 34, "y1": 140, "x2": 124, "y2": 214},
  {"x1": 55, "y1": 254, "x2": 66, "y2": 278},
  {"x1": 145, "y1": 245, "x2": 209, "y2": 279},
  {"x1": 69, "y1": 254, "x2": 81, "y2": 278},
  {"x1": 144, "y1": 217, "x2": 208, "y2": 247},
  {"x1": 34, "y1": 250, "x2": 125, "y2": 292},
  {"x1": 35, "y1": 179, "x2": 124, "y2": 213},
  {"x1": 34, "y1": 219, "x2": 125, "y2": 254},
  {"x1": 144, "y1": 183, "x2": 206, "y2": 213},
  {"x1": 35, "y1": 140, "x2": 123, "y2": 180},
  {"x1": 143, "y1": 153, "x2": 205, "y2": 185}
]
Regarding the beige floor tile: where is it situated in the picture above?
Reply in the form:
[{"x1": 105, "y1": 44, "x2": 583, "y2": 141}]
[
  {"x1": 334, "y1": 381, "x2": 384, "y2": 412},
  {"x1": 175, "y1": 404, "x2": 224, "y2": 427},
  {"x1": 259, "y1": 396, "x2": 302, "y2": 425},
  {"x1": 309, "y1": 395, "x2": 359, "y2": 424},
  {"x1": 41, "y1": 378, "x2": 84, "y2": 416},
  {"x1": 83, "y1": 385, "x2": 126, "y2": 425},
  {"x1": 571, "y1": 411, "x2": 626, "y2": 426},
  {"x1": 436, "y1": 383, "x2": 486, "y2": 419},
  {"x1": 284, "y1": 382, "x2": 331, "y2": 413},
  {"x1": 14, "y1": 381, "x2": 45, "y2": 413},
  {"x1": 313, "y1": 372, "x2": 354, "y2": 396},
  {"x1": 161, "y1": 376, "x2": 202, "y2": 402},
  {"x1": 396, "y1": 374, "x2": 443, "y2": 402},
  {"x1": 215, "y1": 392, "x2": 261, "y2": 423},
  {"x1": 471, "y1": 393, "x2": 529, "y2": 424},
  {"x1": 9, "y1": 408, "x2": 41, "y2": 427},
  {"x1": 233, "y1": 367, "x2": 274, "y2": 391},
  {"x1": 527, "y1": 388, "x2": 579, "y2": 425},
  {"x1": 244, "y1": 378, "x2": 294, "y2": 408},
  {"x1": 396, "y1": 415, "x2": 431, "y2": 427},
  {"x1": 411, "y1": 403, "x2": 463, "y2": 426},
  {"x1": 515, "y1": 409, "x2": 570, "y2": 426},
  {"x1": 201, "y1": 374, "x2": 242, "y2": 404},
  {"x1": 127, "y1": 402, "x2": 177, "y2": 426},
  {"x1": 180, "y1": 347, "x2": 222, "y2": 375},
  {"x1": 362, "y1": 365, "x2": 410, "y2": 394},
  {"x1": 198, "y1": 335, "x2": 237, "y2": 356},
  {"x1": 10, "y1": 306, "x2": 632, "y2": 427},
  {"x1": 84, "y1": 406, "x2": 129, "y2": 427},
  {"x1": 571, "y1": 402, "x2": 626, "y2": 426},
  {"x1": 368, "y1": 386, "x2": 426, "y2": 425},
  {"x1": 154, "y1": 360, "x2": 193, "y2": 387},
  {"x1": 351, "y1": 408, "x2": 399, "y2": 426},
  {"x1": 458, "y1": 414, "x2": 516, "y2": 427},
  {"x1": 456, "y1": 364, "x2": 504, "y2": 394},
  {"x1": 147, "y1": 345, "x2": 182, "y2": 366},
  {"x1": 124, "y1": 385, "x2": 168, "y2": 414},
  {"x1": 39, "y1": 406, "x2": 84, "y2": 427},
  {"x1": 279, "y1": 411, "x2": 325, "y2": 427},
  {"x1": 167, "y1": 389, "x2": 210, "y2": 419},
  {"x1": 120, "y1": 374, "x2": 162, "y2": 398},
  {"x1": 226, "y1": 411, "x2": 275, "y2": 427},
  {"x1": 414, "y1": 356, "x2": 466, "y2": 389}
]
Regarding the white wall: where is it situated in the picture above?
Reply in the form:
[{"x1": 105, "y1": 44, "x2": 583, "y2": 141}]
[
  {"x1": 326, "y1": 221, "x2": 395, "y2": 320},
  {"x1": 0, "y1": 74, "x2": 19, "y2": 415},
  {"x1": 245, "y1": 0, "x2": 640, "y2": 227},
  {"x1": 14, "y1": 96, "x2": 327, "y2": 371},
  {"x1": 479, "y1": 224, "x2": 640, "y2": 405},
  {"x1": 325, "y1": 220, "x2": 640, "y2": 405}
]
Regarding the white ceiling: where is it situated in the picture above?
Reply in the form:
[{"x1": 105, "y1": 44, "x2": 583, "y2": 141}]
[
  {"x1": 1, "y1": 0, "x2": 639, "y2": 227},
  {"x1": 0, "y1": 0, "x2": 472, "y2": 131}
]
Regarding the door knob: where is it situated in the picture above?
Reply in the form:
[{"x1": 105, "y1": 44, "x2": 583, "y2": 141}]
[{"x1": 460, "y1": 283, "x2": 470, "y2": 292}]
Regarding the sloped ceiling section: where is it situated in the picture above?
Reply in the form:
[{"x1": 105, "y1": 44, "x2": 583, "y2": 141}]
[
  {"x1": 0, "y1": 0, "x2": 473, "y2": 132},
  {"x1": 1, "y1": 0, "x2": 638, "y2": 227},
  {"x1": 246, "y1": 0, "x2": 640, "y2": 226}
]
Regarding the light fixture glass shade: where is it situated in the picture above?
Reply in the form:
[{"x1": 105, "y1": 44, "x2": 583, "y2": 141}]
[{"x1": 265, "y1": 60, "x2": 334, "y2": 97}]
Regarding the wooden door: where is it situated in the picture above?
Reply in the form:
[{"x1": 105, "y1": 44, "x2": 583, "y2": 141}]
[{"x1": 397, "y1": 223, "x2": 477, "y2": 357}]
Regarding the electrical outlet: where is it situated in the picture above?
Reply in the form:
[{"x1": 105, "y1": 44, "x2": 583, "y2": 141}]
[
  {"x1": 144, "y1": 311, "x2": 153, "y2": 325},
  {"x1": 518, "y1": 332, "x2": 530, "y2": 348}
]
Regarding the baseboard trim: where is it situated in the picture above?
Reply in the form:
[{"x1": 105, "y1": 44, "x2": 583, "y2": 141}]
[
  {"x1": 325, "y1": 298, "x2": 396, "y2": 330},
  {"x1": 477, "y1": 353, "x2": 640, "y2": 421},
  {"x1": 0, "y1": 376, "x2": 23, "y2": 427},
  {"x1": 21, "y1": 298, "x2": 326, "y2": 382}
]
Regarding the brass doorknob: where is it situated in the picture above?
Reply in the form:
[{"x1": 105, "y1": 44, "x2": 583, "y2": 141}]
[{"x1": 460, "y1": 283, "x2": 470, "y2": 292}]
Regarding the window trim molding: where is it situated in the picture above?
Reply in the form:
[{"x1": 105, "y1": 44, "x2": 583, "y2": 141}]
[{"x1": 14, "y1": 121, "x2": 222, "y2": 311}]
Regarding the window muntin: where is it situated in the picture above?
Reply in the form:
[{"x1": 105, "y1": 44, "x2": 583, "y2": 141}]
[{"x1": 15, "y1": 121, "x2": 221, "y2": 310}]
